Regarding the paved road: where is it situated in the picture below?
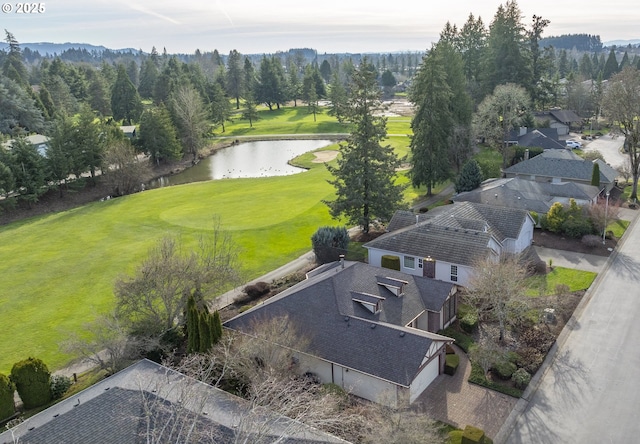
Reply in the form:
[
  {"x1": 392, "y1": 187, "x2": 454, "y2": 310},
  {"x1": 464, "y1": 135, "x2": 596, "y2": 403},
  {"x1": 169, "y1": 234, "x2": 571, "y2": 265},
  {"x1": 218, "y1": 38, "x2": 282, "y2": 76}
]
[
  {"x1": 498, "y1": 211, "x2": 640, "y2": 443},
  {"x1": 582, "y1": 133, "x2": 626, "y2": 169}
]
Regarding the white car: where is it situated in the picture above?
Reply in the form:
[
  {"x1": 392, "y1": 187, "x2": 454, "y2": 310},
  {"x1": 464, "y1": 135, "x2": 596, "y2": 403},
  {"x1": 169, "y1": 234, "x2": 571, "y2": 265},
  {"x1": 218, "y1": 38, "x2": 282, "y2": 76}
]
[{"x1": 565, "y1": 140, "x2": 582, "y2": 149}]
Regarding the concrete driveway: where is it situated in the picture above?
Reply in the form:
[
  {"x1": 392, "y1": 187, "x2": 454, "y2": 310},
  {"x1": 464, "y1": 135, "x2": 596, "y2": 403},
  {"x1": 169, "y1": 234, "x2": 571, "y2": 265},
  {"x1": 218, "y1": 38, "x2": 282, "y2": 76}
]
[
  {"x1": 533, "y1": 246, "x2": 608, "y2": 273},
  {"x1": 497, "y1": 212, "x2": 640, "y2": 443},
  {"x1": 582, "y1": 133, "x2": 626, "y2": 169}
]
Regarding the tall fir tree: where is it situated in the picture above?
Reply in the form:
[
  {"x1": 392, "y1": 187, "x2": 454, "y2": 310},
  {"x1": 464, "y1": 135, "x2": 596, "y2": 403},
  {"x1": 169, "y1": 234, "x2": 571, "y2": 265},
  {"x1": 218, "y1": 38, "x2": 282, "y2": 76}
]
[
  {"x1": 111, "y1": 64, "x2": 143, "y2": 124},
  {"x1": 325, "y1": 58, "x2": 404, "y2": 233},
  {"x1": 409, "y1": 44, "x2": 454, "y2": 196}
]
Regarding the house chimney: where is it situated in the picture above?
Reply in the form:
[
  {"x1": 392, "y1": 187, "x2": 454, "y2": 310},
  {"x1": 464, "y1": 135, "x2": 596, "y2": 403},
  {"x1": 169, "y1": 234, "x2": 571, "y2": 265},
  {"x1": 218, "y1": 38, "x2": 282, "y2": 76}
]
[
  {"x1": 524, "y1": 149, "x2": 529, "y2": 160},
  {"x1": 415, "y1": 214, "x2": 419, "y2": 225},
  {"x1": 339, "y1": 254, "x2": 345, "y2": 269}
]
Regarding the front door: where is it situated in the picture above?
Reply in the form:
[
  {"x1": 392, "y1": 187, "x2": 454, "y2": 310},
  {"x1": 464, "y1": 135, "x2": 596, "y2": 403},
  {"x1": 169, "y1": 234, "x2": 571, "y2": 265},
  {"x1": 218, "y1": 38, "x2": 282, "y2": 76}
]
[{"x1": 423, "y1": 257, "x2": 435, "y2": 278}]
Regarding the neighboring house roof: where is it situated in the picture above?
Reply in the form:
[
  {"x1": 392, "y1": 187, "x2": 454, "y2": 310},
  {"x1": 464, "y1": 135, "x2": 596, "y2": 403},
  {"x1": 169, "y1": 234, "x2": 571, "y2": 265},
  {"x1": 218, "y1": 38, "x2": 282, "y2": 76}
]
[
  {"x1": 503, "y1": 149, "x2": 619, "y2": 185},
  {"x1": 225, "y1": 262, "x2": 454, "y2": 388},
  {"x1": 386, "y1": 210, "x2": 431, "y2": 232},
  {"x1": 2, "y1": 135, "x2": 50, "y2": 156},
  {"x1": 365, "y1": 222, "x2": 494, "y2": 267},
  {"x1": 516, "y1": 129, "x2": 565, "y2": 150},
  {"x1": 549, "y1": 109, "x2": 583, "y2": 123},
  {"x1": 0, "y1": 359, "x2": 345, "y2": 444},
  {"x1": 454, "y1": 178, "x2": 601, "y2": 214}
]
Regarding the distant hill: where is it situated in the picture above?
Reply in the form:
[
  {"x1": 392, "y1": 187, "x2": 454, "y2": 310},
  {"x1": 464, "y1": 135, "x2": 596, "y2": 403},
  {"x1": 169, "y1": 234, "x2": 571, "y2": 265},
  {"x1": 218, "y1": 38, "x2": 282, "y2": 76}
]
[
  {"x1": 0, "y1": 42, "x2": 139, "y2": 55},
  {"x1": 603, "y1": 39, "x2": 640, "y2": 48}
]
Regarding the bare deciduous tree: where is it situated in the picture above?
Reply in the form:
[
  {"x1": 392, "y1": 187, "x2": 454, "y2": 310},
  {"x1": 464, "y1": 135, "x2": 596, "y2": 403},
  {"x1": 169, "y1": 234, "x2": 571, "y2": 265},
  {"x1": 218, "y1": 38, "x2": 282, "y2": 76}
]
[
  {"x1": 62, "y1": 312, "x2": 155, "y2": 375},
  {"x1": 170, "y1": 84, "x2": 210, "y2": 161},
  {"x1": 102, "y1": 140, "x2": 150, "y2": 196},
  {"x1": 115, "y1": 219, "x2": 240, "y2": 337},
  {"x1": 464, "y1": 254, "x2": 530, "y2": 342}
]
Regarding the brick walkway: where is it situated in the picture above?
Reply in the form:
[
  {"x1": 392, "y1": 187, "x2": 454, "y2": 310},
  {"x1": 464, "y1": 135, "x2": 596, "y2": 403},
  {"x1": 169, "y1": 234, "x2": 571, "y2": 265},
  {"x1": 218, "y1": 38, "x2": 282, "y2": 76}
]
[{"x1": 415, "y1": 345, "x2": 518, "y2": 440}]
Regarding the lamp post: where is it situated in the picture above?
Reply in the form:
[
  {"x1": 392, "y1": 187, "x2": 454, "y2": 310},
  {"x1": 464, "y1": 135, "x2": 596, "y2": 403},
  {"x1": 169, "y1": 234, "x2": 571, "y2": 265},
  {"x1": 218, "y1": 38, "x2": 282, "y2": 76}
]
[{"x1": 603, "y1": 190, "x2": 610, "y2": 244}]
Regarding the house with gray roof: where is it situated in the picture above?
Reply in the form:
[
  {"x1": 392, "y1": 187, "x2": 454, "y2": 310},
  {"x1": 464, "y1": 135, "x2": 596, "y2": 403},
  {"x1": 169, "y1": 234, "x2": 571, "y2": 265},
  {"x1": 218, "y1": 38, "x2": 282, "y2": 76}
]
[
  {"x1": 364, "y1": 202, "x2": 534, "y2": 286},
  {"x1": 2, "y1": 134, "x2": 49, "y2": 156},
  {"x1": 502, "y1": 149, "x2": 619, "y2": 192},
  {"x1": 507, "y1": 127, "x2": 565, "y2": 150},
  {"x1": 534, "y1": 109, "x2": 583, "y2": 135},
  {"x1": 225, "y1": 261, "x2": 457, "y2": 407},
  {"x1": 453, "y1": 177, "x2": 600, "y2": 215},
  {"x1": 0, "y1": 359, "x2": 346, "y2": 444}
]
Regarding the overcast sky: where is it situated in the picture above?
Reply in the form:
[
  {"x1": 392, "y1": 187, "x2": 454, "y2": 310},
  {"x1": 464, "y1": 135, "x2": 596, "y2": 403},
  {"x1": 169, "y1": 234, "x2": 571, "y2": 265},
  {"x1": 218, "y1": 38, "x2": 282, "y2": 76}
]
[{"x1": 3, "y1": 0, "x2": 638, "y2": 54}]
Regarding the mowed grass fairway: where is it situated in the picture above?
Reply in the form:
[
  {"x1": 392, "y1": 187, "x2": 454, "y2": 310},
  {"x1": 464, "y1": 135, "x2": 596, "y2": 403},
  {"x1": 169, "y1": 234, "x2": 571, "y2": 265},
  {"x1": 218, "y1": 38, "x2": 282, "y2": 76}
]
[{"x1": 0, "y1": 154, "x2": 341, "y2": 374}]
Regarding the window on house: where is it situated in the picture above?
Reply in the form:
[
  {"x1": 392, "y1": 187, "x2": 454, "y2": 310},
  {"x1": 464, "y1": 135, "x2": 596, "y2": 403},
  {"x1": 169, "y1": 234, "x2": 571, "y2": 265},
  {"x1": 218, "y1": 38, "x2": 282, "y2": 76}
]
[
  {"x1": 450, "y1": 265, "x2": 458, "y2": 282},
  {"x1": 418, "y1": 258, "x2": 423, "y2": 269},
  {"x1": 404, "y1": 256, "x2": 415, "y2": 269}
]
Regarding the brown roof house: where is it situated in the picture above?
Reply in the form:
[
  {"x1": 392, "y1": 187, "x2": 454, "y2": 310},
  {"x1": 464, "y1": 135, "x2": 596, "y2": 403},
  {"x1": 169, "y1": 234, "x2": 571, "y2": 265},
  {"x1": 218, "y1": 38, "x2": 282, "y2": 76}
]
[
  {"x1": 225, "y1": 261, "x2": 457, "y2": 407},
  {"x1": 363, "y1": 202, "x2": 535, "y2": 287}
]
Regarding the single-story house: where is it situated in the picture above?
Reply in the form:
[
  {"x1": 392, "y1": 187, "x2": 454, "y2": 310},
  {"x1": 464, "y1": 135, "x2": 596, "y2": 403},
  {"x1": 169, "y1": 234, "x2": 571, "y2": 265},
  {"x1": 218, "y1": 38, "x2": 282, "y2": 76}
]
[
  {"x1": 502, "y1": 149, "x2": 619, "y2": 192},
  {"x1": 506, "y1": 127, "x2": 565, "y2": 150},
  {"x1": 453, "y1": 177, "x2": 601, "y2": 215},
  {"x1": 534, "y1": 109, "x2": 583, "y2": 136},
  {"x1": 364, "y1": 202, "x2": 535, "y2": 286},
  {"x1": 0, "y1": 359, "x2": 346, "y2": 444},
  {"x1": 2, "y1": 134, "x2": 49, "y2": 156},
  {"x1": 225, "y1": 261, "x2": 457, "y2": 407}
]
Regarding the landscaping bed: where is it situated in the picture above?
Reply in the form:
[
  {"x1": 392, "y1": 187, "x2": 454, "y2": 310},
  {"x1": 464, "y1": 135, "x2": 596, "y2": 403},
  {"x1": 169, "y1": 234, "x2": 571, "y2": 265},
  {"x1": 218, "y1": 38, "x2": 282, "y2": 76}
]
[{"x1": 533, "y1": 229, "x2": 616, "y2": 257}]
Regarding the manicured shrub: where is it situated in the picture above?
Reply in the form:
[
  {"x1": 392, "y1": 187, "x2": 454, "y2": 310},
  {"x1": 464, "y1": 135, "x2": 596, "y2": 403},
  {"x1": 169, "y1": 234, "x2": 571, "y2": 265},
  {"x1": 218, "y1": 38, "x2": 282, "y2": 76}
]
[
  {"x1": 0, "y1": 372, "x2": 15, "y2": 420},
  {"x1": 493, "y1": 360, "x2": 517, "y2": 380},
  {"x1": 243, "y1": 281, "x2": 271, "y2": 300},
  {"x1": 461, "y1": 425, "x2": 486, "y2": 444},
  {"x1": 460, "y1": 310, "x2": 479, "y2": 333},
  {"x1": 512, "y1": 368, "x2": 532, "y2": 389},
  {"x1": 562, "y1": 216, "x2": 593, "y2": 238},
  {"x1": 49, "y1": 374, "x2": 72, "y2": 400},
  {"x1": 10, "y1": 357, "x2": 52, "y2": 409},
  {"x1": 311, "y1": 226, "x2": 350, "y2": 264},
  {"x1": 381, "y1": 255, "x2": 401, "y2": 271},
  {"x1": 455, "y1": 159, "x2": 484, "y2": 193},
  {"x1": 440, "y1": 327, "x2": 474, "y2": 353},
  {"x1": 445, "y1": 354, "x2": 460, "y2": 376}
]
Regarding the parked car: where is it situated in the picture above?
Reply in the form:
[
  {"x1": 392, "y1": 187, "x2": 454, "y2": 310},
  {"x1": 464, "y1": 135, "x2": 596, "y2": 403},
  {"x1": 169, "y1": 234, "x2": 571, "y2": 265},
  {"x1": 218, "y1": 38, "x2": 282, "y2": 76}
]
[{"x1": 566, "y1": 140, "x2": 583, "y2": 148}]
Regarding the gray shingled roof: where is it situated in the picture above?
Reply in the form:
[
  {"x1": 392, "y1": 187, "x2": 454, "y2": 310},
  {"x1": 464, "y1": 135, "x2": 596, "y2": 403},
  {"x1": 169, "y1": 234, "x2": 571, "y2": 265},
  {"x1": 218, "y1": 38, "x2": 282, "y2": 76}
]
[
  {"x1": 375, "y1": 203, "x2": 532, "y2": 267},
  {"x1": 386, "y1": 210, "x2": 432, "y2": 232},
  {"x1": 225, "y1": 262, "x2": 454, "y2": 387},
  {"x1": 454, "y1": 177, "x2": 600, "y2": 213},
  {"x1": 366, "y1": 222, "x2": 493, "y2": 266},
  {"x1": 503, "y1": 149, "x2": 619, "y2": 184},
  {"x1": 0, "y1": 360, "x2": 345, "y2": 444}
]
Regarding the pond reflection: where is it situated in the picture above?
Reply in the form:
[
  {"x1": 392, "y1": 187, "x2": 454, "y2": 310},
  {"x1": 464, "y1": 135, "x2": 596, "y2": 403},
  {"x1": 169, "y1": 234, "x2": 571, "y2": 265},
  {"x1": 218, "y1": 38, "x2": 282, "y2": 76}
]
[{"x1": 150, "y1": 139, "x2": 334, "y2": 188}]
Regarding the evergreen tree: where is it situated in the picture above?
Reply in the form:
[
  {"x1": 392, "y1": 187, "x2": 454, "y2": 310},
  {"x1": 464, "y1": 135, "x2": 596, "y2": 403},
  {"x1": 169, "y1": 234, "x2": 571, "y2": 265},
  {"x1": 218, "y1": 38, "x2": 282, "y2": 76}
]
[
  {"x1": 10, "y1": 357, "x2": 51, "y2": 409},
  {"x1": 138, "y1": 58, "x2": 159, "y2": 99},
  {"x1": 198, "y1": 311, "x2": 212, "y2": 353},
  {"x1": 459, "y1": 13, "x2": 488, "y2": 103},
  {"x1": 0, "y1": 76, "x2": 45, "y2": 134},
  {"x1": 138, "y1": 105, "x2": 182, "y2": 164},
  {"x1": 0, "y1": 372, "x2": 15, "y2": 420},
  {"x1": 482, "y1": 1, "x2": 530, "y2": 94},
  {"x1": 591, "y1": 162, "x2": 600, "y2": 187},
  {"x1": 227, "y1": 49, "x2": 243, "y2": 109},
  {"x1": 186, "y1": 294, "x2": 200, "y2": 354},
  {"x1": 3, "y1": 30, "x2": 29, "y2": 88},
  {"x1": 328, "y1": 69, "x2": 348, "y2": 122},
  {"x1": 256, "y1": 56, "x2": 286, "y2": 111},
  {"x1": 210, "y1": 310, "x2": 222, "y2": 345},
  {"x1": 325, "y1": 58, "x2": 404, "y2": 233},
  {"x1": 409, "y1": 45, "x2": 454, "y2": 196},
  {"x1": 111, "y1": 64, "x2": 143, "y2": 124},
  {"x1": 0, "y1": 160, "x2": 15, "y2": 197},
  {"x1": 9, "y1": 137, "x2": 46, "y2": 203},
  {"x1": 287, "y1": 62, "x2": 301, "y2": 107},
  {"x1": 209, "y1": 81, "x2": 231, "y2": 132},
  {"x1": 455, "y1": 159, "x2": 484, "y2": 192},
  {"x1": 241, "y1": 91, "x2": 259, "y2": 128},
  {"x1": 602, "y1": 48, "x2": 619, "y2": 79}
]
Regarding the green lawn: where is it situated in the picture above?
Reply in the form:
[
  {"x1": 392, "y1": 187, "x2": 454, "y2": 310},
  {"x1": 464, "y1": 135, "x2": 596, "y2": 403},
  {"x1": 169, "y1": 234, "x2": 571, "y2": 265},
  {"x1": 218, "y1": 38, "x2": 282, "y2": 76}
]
[
  {"x1": 526, "y1": 266, "x2": 597, "y2": 296},
  {"x1": 0, "y1": 159, "x2": 340, "y2": 374}
]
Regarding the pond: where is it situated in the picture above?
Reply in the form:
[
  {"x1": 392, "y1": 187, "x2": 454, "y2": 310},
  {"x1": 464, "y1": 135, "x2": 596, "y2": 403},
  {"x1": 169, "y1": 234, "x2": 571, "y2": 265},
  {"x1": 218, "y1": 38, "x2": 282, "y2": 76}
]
[{"x1": 149, "y1": 139, "x2": 335, "y2": 188}]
